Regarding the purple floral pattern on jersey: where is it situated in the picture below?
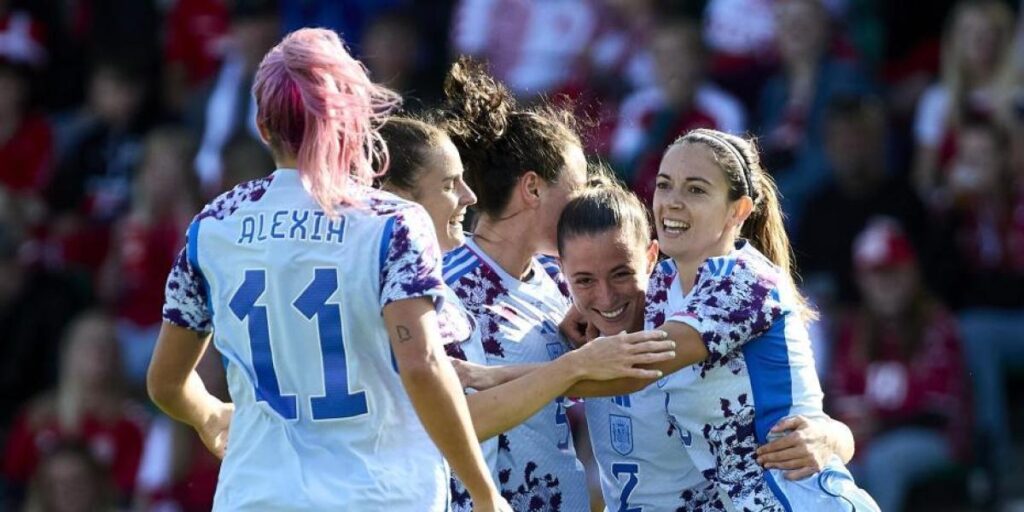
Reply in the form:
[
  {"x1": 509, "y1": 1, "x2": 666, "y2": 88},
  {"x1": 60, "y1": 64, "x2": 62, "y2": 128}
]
[
  {"x1": 677, "y1": 480, "x2": 727, "y2": 512},
  {"x1": 537, "y1": 255, "x2": 571, "y2": 300},
  {"x1": 700, "y1": 394, "x2": 776, "y2": 508},
  {"x1": 439, "y1": 295, "x2": 475, "y2": 360},
  {"x1": 379, "y1": 205, "x2": 445, "y2": 308},
  {"x1": 195, "y1": 175, "x2": 274, "y2": 221},
  {"x1": 500, "y1": 460, "x2": 564, "y2": 512},
  {"x1": 450, "y1": 479, "x2": 473, "y2": 512},
  {"x1": 449, "y1": 262, "x2": 509, "y2": 358},
  {"x1": 162, "y1": 246, "x2": 211, "y2": 332},
  {"x1": 645, "y1": 259, "x2": 677, "y2": 328},
  {"x1": 663, "y1": 244, "x2": 792, "y2": 511},
  {"x1": 667, "y1": 252, "x2": 784, "y2": 377},
  {"x1": 162, "y1": 176, "x2": 276, "y2": 330}
]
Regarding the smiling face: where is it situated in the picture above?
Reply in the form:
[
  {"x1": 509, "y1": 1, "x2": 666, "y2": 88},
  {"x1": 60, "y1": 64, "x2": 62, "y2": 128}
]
[
  {"x1": 404, "y1": 137, "x2": 477, "y2": 252},
  {"x1": 561, "y1": 228, "x2": 658, "y2": 336},
  {"x1": 653, "y1": 143, "x2": 749, "y2": 264}
]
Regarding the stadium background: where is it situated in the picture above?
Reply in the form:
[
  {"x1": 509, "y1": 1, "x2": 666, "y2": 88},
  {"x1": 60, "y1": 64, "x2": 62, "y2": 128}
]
[{"x1": 0, "y1": 0, "x2": 1021, "y2": 510}]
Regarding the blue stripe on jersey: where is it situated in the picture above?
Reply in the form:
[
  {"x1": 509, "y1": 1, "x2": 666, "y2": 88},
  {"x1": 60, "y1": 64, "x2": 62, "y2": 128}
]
[
  {"x1": 763, "y1": 470, "x2": 794, "y2": 512},
  {"x1": 657, "y1": 259, "x2": 675, "y2": 276},
  {"x1": 742, "y1": 313, "x2": 792, "y2": 445},
  {"x1": 379, "y1": 215, "x2": 397, "y2": 273},
  {"x1": 187, "y1": 219, "x2": 214, "y2": 318},
  {"x1": 443, "y1": 246, "x2": 474, "y2": 273},
  {"x1": 443, "y1": 248, "x2": 481, "y2": 286},
  {"x1": 537, "y1": 258, "x2": 562, "y2": 282}
]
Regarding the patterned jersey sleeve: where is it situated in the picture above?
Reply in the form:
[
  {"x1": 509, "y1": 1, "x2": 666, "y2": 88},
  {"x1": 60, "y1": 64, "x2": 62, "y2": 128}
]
[
  {"x1": 664, "y1": 256, "x2": 785, "y2": 367},
  {"x1": 162, "y1": 242, "x2": 212, "y2": 332},
  {"x1": 379, "y1": 205, "x2": 446, "y2": 310}
]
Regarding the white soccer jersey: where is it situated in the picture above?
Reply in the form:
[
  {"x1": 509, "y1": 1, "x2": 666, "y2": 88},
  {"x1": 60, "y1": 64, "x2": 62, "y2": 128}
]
[
  {"x1": 439, "y1": 283, "x2": 500, "y2": 511},
  {"x1": 584, "y1": 385, "x2": 703, "y2": 512},
  {"x1": 444, "y1": 239, "x2": 589, "y2": 511},
  {"x1": 660, "y1": 241, "x2": 877, "y2": 511},
  {"x1": 162, "y1": 169, "x2": 451, "y2": 511},
  {"x1": 576, "y1": 259, "x2": 705, "y2": 512}
]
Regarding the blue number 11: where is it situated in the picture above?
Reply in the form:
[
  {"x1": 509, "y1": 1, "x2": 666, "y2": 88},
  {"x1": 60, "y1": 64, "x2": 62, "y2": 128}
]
[{"x1": 229, "y1": 268, "x2": 367, "y2": 421}]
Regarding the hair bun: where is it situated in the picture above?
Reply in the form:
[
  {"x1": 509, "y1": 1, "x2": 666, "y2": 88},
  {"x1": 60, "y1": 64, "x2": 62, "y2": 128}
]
[{"x1": 441, "y1": 56, "x2": 516, "y2": 148}]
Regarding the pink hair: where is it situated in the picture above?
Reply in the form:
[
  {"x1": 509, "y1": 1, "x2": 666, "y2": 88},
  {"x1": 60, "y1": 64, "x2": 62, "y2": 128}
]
[{"x1": 253, "y1": 28, "x2": 400, "y2": 212}]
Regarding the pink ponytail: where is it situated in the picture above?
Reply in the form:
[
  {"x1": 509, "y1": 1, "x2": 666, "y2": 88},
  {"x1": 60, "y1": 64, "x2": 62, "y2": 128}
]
[{"x1": 253, "y1": 28, "x2": 400, "y2": 213}]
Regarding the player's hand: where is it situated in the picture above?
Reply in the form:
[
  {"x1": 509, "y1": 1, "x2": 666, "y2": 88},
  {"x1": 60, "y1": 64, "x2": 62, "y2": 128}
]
[
  {"x1": 570, "y1": 330, "x2": 674, "y2": 381},
  {"x1": 451, "y1": 358, "x2": 499, "y2": 390},
  {"x1": 196, "y1": 401, "x2": 234, "y2": 459},
  {"x1": 559, "y1": 305, "x2": 592, "y2": 348},
  {"x1": 755, "y1": 415, "x2": 832, "y2": 480}
]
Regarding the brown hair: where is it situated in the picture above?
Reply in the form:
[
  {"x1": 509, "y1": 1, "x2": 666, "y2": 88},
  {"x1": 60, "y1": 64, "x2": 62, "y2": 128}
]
[
  {"x1": 377, "y1": 116, "x2": 450, "y2": 193},
  {"x1": 435, "y1": 57, "x2": 581, "y2": 218},
  {"x1": 557, "y1": 178, "x2": 651, "y2": 256}
]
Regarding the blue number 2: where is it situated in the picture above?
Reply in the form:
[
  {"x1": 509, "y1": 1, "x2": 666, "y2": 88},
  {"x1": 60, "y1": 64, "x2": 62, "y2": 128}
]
[
  {"x1": 612, "y1": 463, "x2": 641, "y2": 512},
  {"x1": 229, "y1": 268, "x2": 367, "y2": 421}
]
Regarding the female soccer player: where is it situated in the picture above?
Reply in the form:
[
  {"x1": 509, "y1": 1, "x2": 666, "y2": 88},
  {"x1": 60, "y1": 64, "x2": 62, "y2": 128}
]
[
  {"x1": 473, "y1": 181, "x2": 858, "y2": 509},
  {"x1": 146, "y1": 29, "x2": 507, "y2": 511},
  {"x1": 650, "y1": 128, "x2": 877, "y2": 510},
  {"x1": 378, "y1": 116, "x2": 674, "y2": 511},
  {"x1": 435, "y1": 57, "x2": 592, "y2": 510}
]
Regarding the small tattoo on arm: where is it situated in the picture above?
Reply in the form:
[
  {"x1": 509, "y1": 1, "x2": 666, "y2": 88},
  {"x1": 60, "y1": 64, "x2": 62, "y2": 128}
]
[{"x1": 396, "y1": 325, "x2": 412, "y2": 343}]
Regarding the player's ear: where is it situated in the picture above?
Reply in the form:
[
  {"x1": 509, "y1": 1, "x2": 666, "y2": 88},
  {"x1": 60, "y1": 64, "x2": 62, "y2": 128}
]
[{"x1": 256, "y1": 118, "x2": 272, "y2": 146}]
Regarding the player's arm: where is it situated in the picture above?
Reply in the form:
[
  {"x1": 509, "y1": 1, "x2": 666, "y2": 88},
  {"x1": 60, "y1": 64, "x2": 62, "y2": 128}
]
[
  {"x1": 463, "y1": 330, "x2": 673, "y2": 440},
  {"x1": 384, "y1": 297, "x2": 503, "y2": 509},
  {"x1": 147, "y1": 322, "x2": 233, "y2": 459},
  {"x1": 567, "y1": 321, "x2": 708, "y2": 396},
  {"x1": 452, "y1": 360, "x2": 540, "y2": 390}
]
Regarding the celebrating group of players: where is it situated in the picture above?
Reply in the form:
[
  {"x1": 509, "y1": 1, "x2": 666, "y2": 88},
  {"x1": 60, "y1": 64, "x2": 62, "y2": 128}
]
[{"x1": 146, "y1": 28, "x2": 880, "y2": 511}]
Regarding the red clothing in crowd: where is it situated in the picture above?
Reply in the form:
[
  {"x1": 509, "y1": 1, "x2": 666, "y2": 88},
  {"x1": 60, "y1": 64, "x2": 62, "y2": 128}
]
[
  {"x1": 164, "y1": 0, "x2": 229, "y2": 87},
  {"x1": 0, "y1": 114, "x2": 53, "y2": 192},
  {"x1": 3, "y1": 400, "x2": 147, "y2": 497},
  {"x1": 110, "y1": 216, "x2": 186, "y2": 327},
  {"x1": 829, "y1": 308, "x2": 971, "y2": 460}
]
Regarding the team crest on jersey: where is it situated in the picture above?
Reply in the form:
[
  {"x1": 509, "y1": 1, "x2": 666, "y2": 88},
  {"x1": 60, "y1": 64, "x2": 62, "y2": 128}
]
[{"x1": 609, "y1": 414, "x2": 634, "y2": 455}]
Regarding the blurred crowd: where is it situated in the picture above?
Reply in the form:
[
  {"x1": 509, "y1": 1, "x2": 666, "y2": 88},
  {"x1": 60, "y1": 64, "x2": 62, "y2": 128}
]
[{"x1": 0, "y1": 0, "x2": 1022, "y2": 511}]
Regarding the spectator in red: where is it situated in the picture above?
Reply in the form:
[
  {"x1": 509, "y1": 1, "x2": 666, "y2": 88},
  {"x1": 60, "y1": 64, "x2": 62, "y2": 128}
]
[
  {"x1": 21, "y1": 443, "x2": 116, "y2": 512},
  {"x1": 828, "y1": 218, "x2": 970, "y2": 512},
  {"x1": 932, "y1": 119, "x2": 1024, "y2": 309},
  {"x1": 0, "y1": 60, "x2": 52, "y2": 196},
  {"x1": 0, "y1": 7, "x2": 53, "y2": 226},
  {"x1": 3, "y1": 311, "x2": 148, "y2": 508},
  {"x1": 609, "y1": 17, "x2": 745, "y2": 206},
  {"x1": 162, "y1": 0, "x2": 230, "y2": 116},
  {"x1": 932, "y1": 119, "x2": 1024, "y2": 504},
  {"x1": 912, "y1": 0, "x2": 1016, "y2": 208},
  {"x1": 97, "y1": 127, "x2": 200, "y2": 389}
]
